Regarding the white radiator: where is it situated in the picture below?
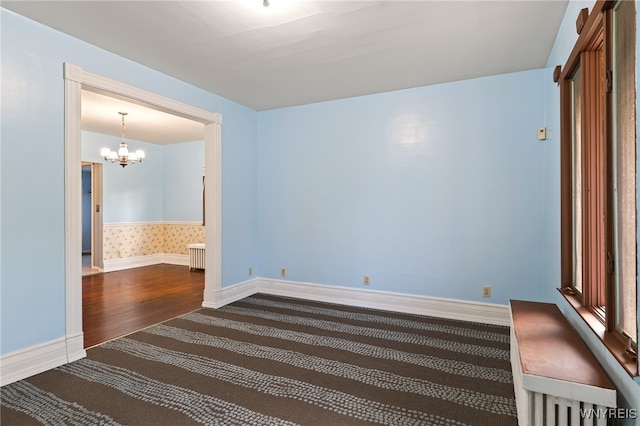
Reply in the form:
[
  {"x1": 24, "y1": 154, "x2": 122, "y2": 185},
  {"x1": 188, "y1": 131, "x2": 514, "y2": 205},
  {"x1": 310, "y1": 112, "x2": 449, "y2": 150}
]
[
  {"x1": 510, "y1": 301, "x2": 616, "y2": 426},
  {"x1": 188, "y1": 243, "x2": 205, "y2": 270}
]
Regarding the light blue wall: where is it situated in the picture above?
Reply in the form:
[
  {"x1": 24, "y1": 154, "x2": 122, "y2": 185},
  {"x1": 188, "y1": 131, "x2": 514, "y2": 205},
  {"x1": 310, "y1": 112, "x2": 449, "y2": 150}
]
[
  {"x1": 163, "y1": 141, "x2": 205, "y2": 223},
  {"x1": 545, "y1": 0, "x2": 640, "y2": 420},
  {"x1": 257, "y1": 69, "x2": 549, "y2": 305},
  {"x1": 0, "y1": 9, "x2": 258, "y2": 355},
  {"x1": 82, "y1": 132, "x2": 165, "y2": 223},
  {"x1": 82, "y1": 132, "x2": 204, "y2": 223},
  {"x1": 2, "y1": 10, "x2": 67, "y2": 355}
]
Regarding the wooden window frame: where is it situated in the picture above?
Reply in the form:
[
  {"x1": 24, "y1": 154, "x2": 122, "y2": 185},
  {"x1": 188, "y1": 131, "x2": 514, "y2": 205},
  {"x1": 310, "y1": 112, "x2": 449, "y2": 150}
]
[{"x1": 559, "y1": 0, "x2": 638, "y2": 377}]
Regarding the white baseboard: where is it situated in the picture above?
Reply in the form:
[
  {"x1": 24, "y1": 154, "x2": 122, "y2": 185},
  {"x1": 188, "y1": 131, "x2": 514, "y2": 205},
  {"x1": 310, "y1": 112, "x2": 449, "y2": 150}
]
[
  {"x1": 3, "y1": 277, "x2": 508, "y2": 388},
  {"x1": 207, "y1": 278, "x2": 510, "y2": 326},
  {"x1": 203, "y1": 278, "x2": 260, "y2": 309},
  {"x1": 103, "y1": 254, "x2": 163, "y2": 272},
  {"x1": 103, "y1": 253, "x2": 188, "y2": 272},
  {"x1": 2, "y1": 255, "x2": 187, "y2": 387},
  {"x1": 161, "y1": 253, "x2": 189, "y2": 267},
  {"x1": 1, "y1": 338, "x2": 68, "y2": 387},
  {"x1": 65, "y1": 332, "x2": 86, "y2": 363}
]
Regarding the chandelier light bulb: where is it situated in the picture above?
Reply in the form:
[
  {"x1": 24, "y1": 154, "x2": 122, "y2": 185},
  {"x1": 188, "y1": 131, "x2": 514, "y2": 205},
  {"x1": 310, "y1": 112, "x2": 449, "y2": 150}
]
[{"x1": 118, "y1": 144, "x2": 129, "y2": 157}]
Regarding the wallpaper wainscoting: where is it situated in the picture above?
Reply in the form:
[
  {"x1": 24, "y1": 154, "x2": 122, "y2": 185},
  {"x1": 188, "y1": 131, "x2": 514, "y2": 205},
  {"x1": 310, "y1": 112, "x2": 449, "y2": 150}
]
[
  {"x1": 103, "y1": 223, "x2": 205, "y2": 260},
  {"x1": 163, "y1": 223, "x2": 206, "y2": 255}
]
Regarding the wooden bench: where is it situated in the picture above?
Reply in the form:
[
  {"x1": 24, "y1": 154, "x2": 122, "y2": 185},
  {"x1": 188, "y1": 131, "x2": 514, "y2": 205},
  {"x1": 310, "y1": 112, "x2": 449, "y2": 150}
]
[{"x1": 510, "y1": 300, "x2": 616, "y2": 426}]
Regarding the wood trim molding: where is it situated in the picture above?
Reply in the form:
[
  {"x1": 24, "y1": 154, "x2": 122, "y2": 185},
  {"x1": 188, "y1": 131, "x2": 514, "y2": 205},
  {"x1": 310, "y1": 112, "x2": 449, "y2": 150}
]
[
  {"x1": 559, "y1": 78, "x2": 573, "y2": 288},
  {"x1": 3, "y1": 276, "x2": 509, "y2": 386},
  {"x1": 63, "y1": 65, "x2": 86, "y2": 364},
  {"x1": 576, "y1": 7, "x2": 590, "y2": 34},
  {"x1": 557, "y1": 1, "x2": 638, "y2": 376},
  {"x1": 102, "y1": 221, "x2": 204, "y2": 226},
  {"x1": 560, "y1": 290, "x2": 638, "y2": 377},
  {"x1": 207, "y1": 278, "x2": 511, "y2": 326},
  {"x1": 581, "y1": 50, "x2": 607, "y2": 309},
  {"x1": 553, "y1": 65, "x2": 562, "y2": 83},
  {"x1": 0, "y1": 337, "x2": 68, "y2": 386},
  {"x1": 75, "y1": 65, "x2": 221, "y2": 125},
  {"x1": 559, "y1": 1, "x2": 616, "y2": 81},
  {"x1": 203, "y1": 120, "x2": 223, "y2": 302},
  {"x1": 63, "y1": 63, "x2": 222, "y2": 356},
  {"x1": 102, "y1": 254, "x2": 190, "y2": 272},
  {"x1": 202, "y1": 278, "x2": 261, "y2": 309}
]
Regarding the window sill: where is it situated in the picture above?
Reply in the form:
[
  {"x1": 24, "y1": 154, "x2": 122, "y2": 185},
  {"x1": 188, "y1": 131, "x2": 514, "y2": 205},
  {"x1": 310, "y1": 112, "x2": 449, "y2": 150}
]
[{"x1": 558, "y1": 289, "x2": 638, "y2": 378}]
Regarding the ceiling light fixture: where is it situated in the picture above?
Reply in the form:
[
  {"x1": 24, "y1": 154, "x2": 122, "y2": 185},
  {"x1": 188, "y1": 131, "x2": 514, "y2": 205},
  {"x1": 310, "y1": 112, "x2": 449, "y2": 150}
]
[
  {"x1": 100, "y1": 112, "x2": 145, "y2": 168},
  {"x1": 263, "y1": 0, "x2": 269, "y2": 7}
]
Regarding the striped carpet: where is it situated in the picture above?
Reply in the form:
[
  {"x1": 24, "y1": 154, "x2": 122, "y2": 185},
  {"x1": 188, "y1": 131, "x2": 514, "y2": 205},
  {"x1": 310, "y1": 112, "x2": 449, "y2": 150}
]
[{"x1": 1, "y1": 294, "x2": 517, "y2": 425}]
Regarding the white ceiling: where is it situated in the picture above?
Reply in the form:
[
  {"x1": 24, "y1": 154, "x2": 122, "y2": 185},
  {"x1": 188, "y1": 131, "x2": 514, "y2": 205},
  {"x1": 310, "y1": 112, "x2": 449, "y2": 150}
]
[
  {"x1": 3, "y1": 0, "x2": 569, "y2": 143},
  {"x1": 81, "y1": 90, "x2": 205, "y2": 144}
]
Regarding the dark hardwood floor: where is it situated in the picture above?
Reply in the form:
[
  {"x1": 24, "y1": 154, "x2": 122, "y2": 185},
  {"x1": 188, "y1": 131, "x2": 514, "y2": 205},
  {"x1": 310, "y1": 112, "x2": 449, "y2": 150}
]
[{"x1": 82, "y1": 264, "x2": 205, "y2": 348}]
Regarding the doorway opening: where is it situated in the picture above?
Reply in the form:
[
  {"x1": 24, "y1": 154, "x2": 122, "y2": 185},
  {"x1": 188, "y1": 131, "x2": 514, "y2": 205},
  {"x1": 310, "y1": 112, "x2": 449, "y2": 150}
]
[
  {"x1": 64, "y1": 63, "x2": 222, "y2": 361},
  {"x1": 81, "y1": 161, "x2": 103, "y2": 277}
]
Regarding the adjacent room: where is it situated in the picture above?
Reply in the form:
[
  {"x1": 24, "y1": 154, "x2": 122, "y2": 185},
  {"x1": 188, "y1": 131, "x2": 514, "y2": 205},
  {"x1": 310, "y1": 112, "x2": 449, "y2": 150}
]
[
  {"x1": 80, "y1": 90, "x2": 207, "y2": 347},
  {"x1": 1, "y1": 1, "x2": 638, "y2": 425}
]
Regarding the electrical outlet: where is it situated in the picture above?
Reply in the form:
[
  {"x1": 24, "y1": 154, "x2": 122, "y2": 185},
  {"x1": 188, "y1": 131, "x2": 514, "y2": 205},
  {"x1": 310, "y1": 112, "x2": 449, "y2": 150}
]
[
  {"x1": 281, "y1": 267, "x2": 286, "y2": 277},
  {"x1": 482, "y1": 286, "x2": 491, "y2": 298},
  {"x1": 248, "y1": 267, "x2": 253, "y2": 276},
  {"x1": 364, "y1": 275, "x2": 370, "y2": 285}
]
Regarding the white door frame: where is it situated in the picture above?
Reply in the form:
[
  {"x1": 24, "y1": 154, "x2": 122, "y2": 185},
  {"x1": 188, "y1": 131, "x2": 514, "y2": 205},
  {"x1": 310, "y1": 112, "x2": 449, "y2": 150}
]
[
  {"x1": 81, "y1": 161, "x2": 103, "y2": 271},
  {"x1": 90, "y1": 162, "x2": 104, "y2": 272},
  {"x1": 63, "y1": 63, "x2": 222, "y2": 362}
]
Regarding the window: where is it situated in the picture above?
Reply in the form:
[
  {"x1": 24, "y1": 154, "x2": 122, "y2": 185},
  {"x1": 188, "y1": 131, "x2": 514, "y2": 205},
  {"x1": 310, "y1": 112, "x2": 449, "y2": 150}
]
[
  {"x1": 571, "y1": 67, "x2": 584, "y2": 295},
  {"x1": 611, "y1": 0, "x2": 637, "y2": 355},
  {"x1": 559, "y1": 0, "x2": 638, "y2": 376}
]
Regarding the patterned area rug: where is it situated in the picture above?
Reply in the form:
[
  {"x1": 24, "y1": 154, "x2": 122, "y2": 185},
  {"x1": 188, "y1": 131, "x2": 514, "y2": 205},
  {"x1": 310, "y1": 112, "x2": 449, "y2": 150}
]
[{"x1": 1, "y1": 294, "x2": 517, "y2": 425}]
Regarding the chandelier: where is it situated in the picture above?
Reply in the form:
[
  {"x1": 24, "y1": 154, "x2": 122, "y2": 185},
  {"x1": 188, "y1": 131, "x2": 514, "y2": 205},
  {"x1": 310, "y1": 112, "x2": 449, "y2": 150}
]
[{"x1": 100, "y1": 112, "x2": 145, "y2": 167}]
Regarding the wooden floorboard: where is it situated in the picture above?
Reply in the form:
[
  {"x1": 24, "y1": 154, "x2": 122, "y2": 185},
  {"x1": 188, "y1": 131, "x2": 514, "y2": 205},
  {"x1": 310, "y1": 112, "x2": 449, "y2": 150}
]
[{"x1": 82, "y1": 264, "x2": 205, "y2": 348}]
